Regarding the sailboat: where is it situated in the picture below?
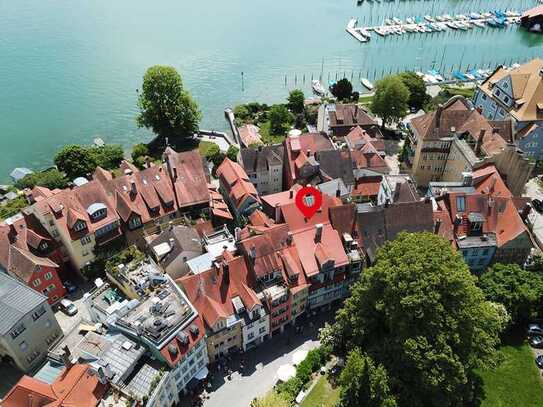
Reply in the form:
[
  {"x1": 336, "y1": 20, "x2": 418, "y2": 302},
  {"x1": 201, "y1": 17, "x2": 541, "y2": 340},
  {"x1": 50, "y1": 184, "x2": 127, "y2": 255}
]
[
  {"x1": 361, "y1": 78, "x2": 374, "y2": 90},
  {"x1": 312, "y1": 80, "x2": 326, "y2": 96}
]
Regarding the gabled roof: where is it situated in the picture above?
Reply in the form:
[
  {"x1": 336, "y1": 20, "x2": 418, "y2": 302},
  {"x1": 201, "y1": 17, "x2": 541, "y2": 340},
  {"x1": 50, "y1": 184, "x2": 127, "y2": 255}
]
[
  {"x1": 8, "y1": 246, "x2": 58, "y2": 283},
  {"x1": 238, "y1": 124, "x2": 263, "y2": 147},
  {"x1": 479, "y1": 59, "x2": 543, "y2": 122},
  {"x1": 472, "y1": 165, "x2": 512, "y2": 198},
  {"x1": 163, "y1": 148, "x2": 210, "y2": 208},
  {"x1": 217, "y1": 158, "x2": 260, "y2": 209},
  {"x1": 2, "y1": 363, "x2": 107, "y2": 407},
  {"x1": 350, "y1": 143, "x2": 390, "y2": 173},
  {"x1": 160, "y1": 316, "x2": 205, "y2": 367},
  {"x1": 345, "y1": 126, "x2": 385, "y2": 152},
  {"x1": 329, "y1": 104, "x2": 377, "y2": 128},
  {"x1": 240, "y1": 145, "x2": 284, "y2": 174}
]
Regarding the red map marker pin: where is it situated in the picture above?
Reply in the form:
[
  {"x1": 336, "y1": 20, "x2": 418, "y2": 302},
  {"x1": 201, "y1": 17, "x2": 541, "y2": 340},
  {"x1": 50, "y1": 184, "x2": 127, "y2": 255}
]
[{"x1": 295, "y1": 186, "x2": 323, "y2": 219}]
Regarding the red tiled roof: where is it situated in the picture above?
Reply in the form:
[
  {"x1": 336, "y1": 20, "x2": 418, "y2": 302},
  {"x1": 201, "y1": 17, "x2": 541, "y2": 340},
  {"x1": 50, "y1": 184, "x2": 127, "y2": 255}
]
[
  {"x1": 217, "y1": 158, "x2": 259, "y2": 209},
  {"x1": 291, "y1": 224, "x2": 348, "y2": 277},
  {"x1": 351, "y1": 143, "x2": 390, "y2": 173},
  {"x1": 7, "y1": 246, "x2": 58, "y2": 283},
  {"x1": 284, "y1": 133, "x2": 333, "y2": 185},
  {"x1": 32, "y1": 181, "x2": 120, "y2": 242},
  {"x1": 352, "y1": 178, "x2": 382, "y2": 198},
  {"x1": 280, "y1": 192, "x2": 341, "y2": 233},
  {"x1": 178, "y1": 255, "x2": 260, "y2": 328},
  {"x1": 472, "y1": 165, "x2": 512, "y2": 198},
  {"x1": 160, "y1": 316, "x2": 206, "y2": 367},
  {"x1": 208, "y1": 185, "x2": 233, "y2": 221},
  {"x1": 100, "y1": 165, "x2": 177, "y2": 225},
  {"x1": 442, "y1": 191, "x2": 527, "y2": 247},
  {"x1": 2, "y1": 364, "x2": 107, "y2": 407},
  {"x1": 346, "y1": 126, "x2": 385, "y2": 151},
  {"x1": 164, "y1": 148, "x2": 210, "y2": 208},
  {"x1": 329, "y1": 104, "x2": 377, "y2": 128},
  {"x1": 238, "y1": 124, "x2": 262, "y2": 147}
]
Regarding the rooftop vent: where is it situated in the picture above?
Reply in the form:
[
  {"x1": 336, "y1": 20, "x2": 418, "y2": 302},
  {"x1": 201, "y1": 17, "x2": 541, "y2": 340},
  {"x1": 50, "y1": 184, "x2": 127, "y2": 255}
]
[
  {"x1": 189, "y1": 324, "x2": 200, "y2": 337},
  {"x1": 177, "y1": 331, "x2": 189, "y2": 345}
]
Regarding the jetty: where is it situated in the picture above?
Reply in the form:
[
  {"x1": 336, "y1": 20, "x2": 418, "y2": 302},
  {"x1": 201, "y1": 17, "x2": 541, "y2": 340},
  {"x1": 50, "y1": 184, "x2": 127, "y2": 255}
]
[{"x1": 346, "y1": 18, "x2": 369, "y2": 42}]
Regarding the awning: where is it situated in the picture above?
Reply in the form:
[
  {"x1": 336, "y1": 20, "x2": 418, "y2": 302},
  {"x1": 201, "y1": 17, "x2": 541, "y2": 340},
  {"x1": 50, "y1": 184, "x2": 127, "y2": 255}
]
[
  {"x1": 194, "y1": 366, "x2": 209, "y2": 381},
  {"x1": 276, "y1": 364, "x2": 296, "y2": 382}
]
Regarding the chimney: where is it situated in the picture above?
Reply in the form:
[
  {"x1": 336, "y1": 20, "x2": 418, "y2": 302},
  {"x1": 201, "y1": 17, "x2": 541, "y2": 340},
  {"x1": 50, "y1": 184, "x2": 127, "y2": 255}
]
[
  {"x1": 449, "y1": 126, "x2": 456, "y2": 136},
  {"x1": 287, "y1": 232, "x2": 293, "y2": 246},
  {"x1": 364, "y1": 152, "x2": 375, "y2": 167},
  {"x1": 521, "y1": 203, "x2": 532, "y2": 221},
  {"x1": 234, "y1": 227, "x2": 241, "y2": 242},
  {"x1": 61, "y1": 345, "x2": 73, "y2": 370},
  {"x1": 435, "y1": 104, "x2": 443, "y2": 127},
  {"x1": 145, "y1": 156, "x2": 152, "y2": 168},
  {"x1": 336, "y1": 187, "x2": 341, "y2": 198},
  {"x1": 172, "y1": 167, "x2": 178, "y2": 181},
  {"x1": 306, "y1": 149, "x2": 311, "y2": 157},
  {"x1": 314, "y1": 223, "x2": 323, "y2": 243},
  {"x1": 249, "y1": 245, "x2": 257, "y2": 259},
  {"x1": 434, "y1": 218, "x2": 442, "y2": 234},
  {"x1": 223, "y1": 261, "x2": 229, "y2": 285},
  {"x1": 289, "y1": 190, "x2": 294, "y2": 199},
  {"x1": 475, "y1": 129, "x2": 485, "y2": 155},
  {"x1": 130, "y1": 179, "x2": 137, "y2": 195},
  {"x1": 462, "y1": 172, "x2": 473, "y2": 187},
  {"x1": 169, "y1": 237, "x2": 175, "y2": 248}
]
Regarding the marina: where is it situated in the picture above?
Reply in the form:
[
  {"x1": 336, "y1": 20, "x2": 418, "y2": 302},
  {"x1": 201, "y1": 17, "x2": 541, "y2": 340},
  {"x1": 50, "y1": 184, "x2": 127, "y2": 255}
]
[
  {"x1": 346, "y1": 10, "x2": 522, "y2": 43},
  {"x1": 1, "y1": 0, "x2": 543, "y2": 181}
]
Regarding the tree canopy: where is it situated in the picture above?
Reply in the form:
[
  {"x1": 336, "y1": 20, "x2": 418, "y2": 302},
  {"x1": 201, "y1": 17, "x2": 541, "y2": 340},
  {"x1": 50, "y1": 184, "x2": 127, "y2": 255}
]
[
  {"x1": 372, "y1": 76, "x2": 410, "y2": 128},
  {"x1": 15, "y1": 169, "x2": 68, "y2": 190},
  {"x1": 325, "y1": 232, "x2": 505, "y2": 407},
  {"x1": 479, "y1": 263, "x2": 543, "y2": 325},
  {"x1": 89, "y1": 145, "x2": 124, "y2": 170},
  {"x1": 331, "y1": 78, "x2": 354, "y2": 101},
  {"x1": 269, "y1": 105, "x2": 293, "y2": 135},
  {"x1": 398, "y1": 72, "x2": 430, "y2": 111},
  {"x1": 131, "y1": 143, "x2": 150, "y2": 169},
  {"x1": 54, "y1": 145, "x2": 97, "y2": 180},
  {"x1": 137, "y1": 65, "x2": 201, "y2": 141},
  {"x1": 287, "y1": 89, "x2": 305, "y2": 114},
  {"x1": 339, "y1": 348, "x2": 397, "y2": 407}
]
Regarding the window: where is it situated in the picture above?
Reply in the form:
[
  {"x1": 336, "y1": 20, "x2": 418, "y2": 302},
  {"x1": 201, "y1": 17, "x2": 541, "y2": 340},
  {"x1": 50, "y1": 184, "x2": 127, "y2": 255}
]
[
  {"x1": 80, "y1": 235, "x2": 91, "y2": 245},
  {"x1": 482, "y1": 93, "x2": 487, "y2": 100},
  {"x1": 91, "y1": 208, "x2": 107, "y2": 220},
  {"x1": 73, "y1": 221, "x2": 86, "y2": 232},
  {"x1": 495, "y1": 89, "x2": 501, "y2": 96},
  {"x1": 456, "y1": 196, "x2": 466, "y2": 212},
  {"x1": 32, "y1": 306, "x2": 46, "y2": 321},
  {"x1": 128, "y1": 215, "x2": 142, "y2": 230},
  {"x1": 248, "y1": 332, "x2": 254, "y2": 340},
  {"x1": 42, "y1": 284, "x2": 56, "y2": 295},
  {"x1": 39, "y1": 242, "x2": 48, "y2": 251},
  {"x1": 44, "y1": 272, "x2": 53, "y2": 280},
  {"x1": 503, "y1": 82, "x2": 509, "y2": 89},
  {"x1": 32, "y1": 279, "x2": 41, "y2": 287},
  {"x1": 504, "y1": 96, "x2": 510, "y2": 104},
  {"x1": 95, "y1": 222, "x2": 117, "y2": 237},
  {"x1": 10, "y1": 323, "x2": 25, "y2": 339},
  {"x1": 259, "y1": 327, "x2": 266, "y2": 334}
]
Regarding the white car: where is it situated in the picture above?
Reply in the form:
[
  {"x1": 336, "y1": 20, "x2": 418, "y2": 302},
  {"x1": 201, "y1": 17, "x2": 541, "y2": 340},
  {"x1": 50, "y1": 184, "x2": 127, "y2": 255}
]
[{"x1": 60, "y1": 299, "x2": 78, "y2": 316}]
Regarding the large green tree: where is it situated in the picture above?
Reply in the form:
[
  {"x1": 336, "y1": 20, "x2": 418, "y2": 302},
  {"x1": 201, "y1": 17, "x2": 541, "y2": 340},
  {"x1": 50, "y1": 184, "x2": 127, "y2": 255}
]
[
  {"x1": 287, "y1": 89, "x2": 305, "y2": 114},
  {"x1": 15, "y1": 169, "x2": 68, "y2": 190},
  {"x1": 372, "y1": 76, "x2": 410, "y2": 129},
  {"x1": 399, "y1": 72, "x2": 430, "y2": 111},
  {"x1": 330, "y1": 78, "x2": 354, "y2": 101},
  {"x1": 340, "y1": 348, "x2": 397, "y2": 407},
  {"x1": 137, "y1": 65, "x2": 201, "y2": 141},
  {"x1": 89, "y1": 145, "x2": 124, "y2": 170},
  {"x1": 479, "y1": 263, "x2": 543, "y2": 325},
  {"x1": 54, "y1": 145, "x2": 97, "y2": 179},
  {"x1": 326, "y1": 232, "x2": 505, "y2": 407}
]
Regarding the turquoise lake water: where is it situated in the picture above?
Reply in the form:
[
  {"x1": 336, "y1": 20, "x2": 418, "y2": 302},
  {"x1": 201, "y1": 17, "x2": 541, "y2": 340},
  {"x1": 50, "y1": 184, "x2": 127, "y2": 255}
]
[{"x1": 1, "y1": 0, "x2": 542, "y2": 181}]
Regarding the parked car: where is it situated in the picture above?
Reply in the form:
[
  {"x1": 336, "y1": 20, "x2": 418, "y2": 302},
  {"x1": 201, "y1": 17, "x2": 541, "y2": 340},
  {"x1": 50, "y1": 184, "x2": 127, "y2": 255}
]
[
  {"x1": 59, "y1": 299, "x2": 78, "y2": 316},
  {"x1": 63, "y1": 280, "x2": 77, "y2": 294},
  {"x1": 536, "y1": 355, "x2": 543, "y2": 369},
  {"x1": 532, "y1": 199, "x2": 543, "y2": 214},
  {"x1": 528, "y1": 323, "x2": 543, "y2": 336},
  {"x1": 530, "y1": 335, "x2": 543, "y2": 348}
]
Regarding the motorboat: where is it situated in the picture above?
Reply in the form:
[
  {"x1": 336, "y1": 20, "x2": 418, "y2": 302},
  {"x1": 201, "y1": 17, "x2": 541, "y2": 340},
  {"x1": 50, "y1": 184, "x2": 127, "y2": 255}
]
[
  {"x1": 435, "y1": 15, "x2": 445, "y2": 22},
  {"x1": 443, "y1": 14, "x2": 453, "y2": 21},
  {"x1": 446, "y1": 21, "x2": 458, "y2": 29},
  {"x1": 312, "y1": 80, "x2": 326, "y2": 96},
  {"x1": 392, "y1": 17, "x2": 402, "y2": 25},
  {"x1": 470, "y1": 12, "x2": 483, "y2": 19},
  {"x1": 465, "y1": 72, "x2": 476, "y2": 81},
  {"x1": 406, "y1": 17, "x2": 415, "y2": 24},
  {"x1": 424, "y1": 15, "x2": 435, "y2": 23},
  {"x1": 384, "y1": 18, "x2": 393, "y2": 25},
  {"x1": 473, "y1": 20, "x2": 486, "y2": 28},
  {"x1": 361, "y1": 78, "x2": 374, "y2": 90},
  {"x1": 428, "y1": 69, "x2": 444, "y2": 82}
]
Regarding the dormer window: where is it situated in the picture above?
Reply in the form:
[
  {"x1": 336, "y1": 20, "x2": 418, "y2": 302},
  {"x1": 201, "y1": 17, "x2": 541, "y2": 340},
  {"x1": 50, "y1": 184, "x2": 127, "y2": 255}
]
[
  {"x1": 128, "y1": 215, "x2": 142, "y2": 230},
  {"x1": 73, "y1": 220, "x2": 86, "y2": 232},
  {"x1": 86, "y1": 203, "x2": 107, "y2": 221},
  {"x1": 39, "y1": 241, "x2": 48, "y2": 251}
]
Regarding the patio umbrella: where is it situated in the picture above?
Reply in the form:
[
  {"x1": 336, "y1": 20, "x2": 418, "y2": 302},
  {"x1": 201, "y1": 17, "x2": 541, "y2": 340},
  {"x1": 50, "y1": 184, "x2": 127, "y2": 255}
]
[
  {"x1": 276, "y1": 364, "x2": 296, "y2": 382},
  {"x1": 292, "y1": 349, "x2": 309, "y2": 365}
]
